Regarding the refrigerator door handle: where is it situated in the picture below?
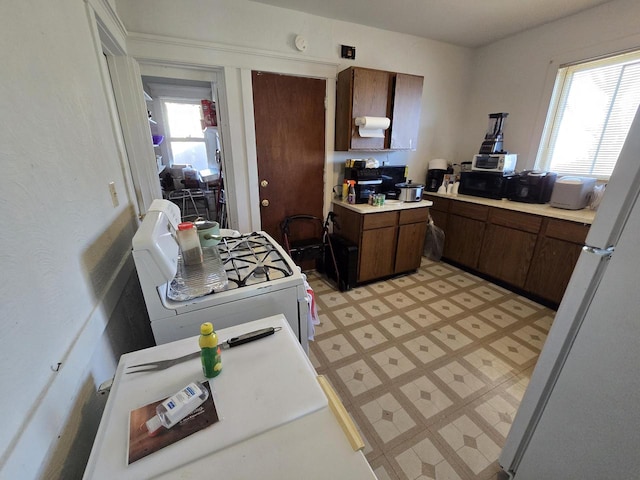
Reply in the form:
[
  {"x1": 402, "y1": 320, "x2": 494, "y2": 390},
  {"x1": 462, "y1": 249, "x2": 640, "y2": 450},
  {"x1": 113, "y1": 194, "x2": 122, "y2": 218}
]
[{"x1": 582, "y1": 245, "x2": 614, "y2": 257}]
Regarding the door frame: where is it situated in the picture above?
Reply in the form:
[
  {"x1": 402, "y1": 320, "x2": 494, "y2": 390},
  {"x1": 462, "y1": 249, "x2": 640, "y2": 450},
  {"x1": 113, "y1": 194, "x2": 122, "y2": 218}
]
[
  {"x1": 243, "y1": 70, "x2": 336, "y2": 232},
  {"x1": 90, "y1": 3, "x2": 339, "y2": 229}
]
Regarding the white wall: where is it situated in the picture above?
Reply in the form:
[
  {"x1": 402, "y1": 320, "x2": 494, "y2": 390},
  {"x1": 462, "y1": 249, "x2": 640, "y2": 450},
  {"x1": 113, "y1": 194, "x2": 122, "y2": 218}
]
[
  {"x1": 2, "y1": 0, "x2": 639, "y2": 478},
  {"x1": 461, "y1": 0, "x2": 640, "y2": 171},
  {"x1": 115, "y1": 0, "x2": 474, "y2": 228},
  {"x1": 0, "y1": 1, "x2": 154, "y2": 478}
]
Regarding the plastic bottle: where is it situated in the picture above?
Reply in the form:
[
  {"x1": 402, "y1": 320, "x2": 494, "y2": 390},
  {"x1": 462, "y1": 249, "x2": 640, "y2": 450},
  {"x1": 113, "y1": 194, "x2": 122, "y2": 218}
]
[
  {"x1": 347, "y1": 180, "x2": 356, "y2": 204},
  {"x1": 199, "y1": 322, "x2": 222, "y2": 378},
  {"x1": 176, "y1": 222, "x2": 203, "y2": 266},
  {"x1": 145, "y1": 381, "x2": 209, "y2": 436}
]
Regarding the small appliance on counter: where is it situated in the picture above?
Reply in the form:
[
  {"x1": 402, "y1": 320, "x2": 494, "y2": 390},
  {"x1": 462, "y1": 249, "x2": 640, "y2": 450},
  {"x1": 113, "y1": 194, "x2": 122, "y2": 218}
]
[
  {"x1": 344, "y1": 164, "x2": 407, "y2": 202},
  {"x1": 378, "y1": 165, "x2": 408, "y2": 199},
  {"x1": 479, "y1": 112, "x2": 509, "y2": 154},
  {"x1": 459, "y1": 171, "x2": 517, "y2": 199},
  {"x1": 508, "y1": 170, "x2": 557, "y2": 204},
  {"x1": 396, "y1": 180, "x2": 424, "y2": 202},
  {"x1": 549, "y1": 176, "x2": 597, "y2": 210},
  {"x1": 426, "y1": 158, "x2": 452, "y2": 192},
  {"x1": 471, "y1": 153, "x2": 517, "y2": 173}
]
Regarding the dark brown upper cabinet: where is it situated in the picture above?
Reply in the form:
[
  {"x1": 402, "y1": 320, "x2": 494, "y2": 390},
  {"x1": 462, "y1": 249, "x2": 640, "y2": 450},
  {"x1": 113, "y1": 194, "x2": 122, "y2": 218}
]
[{"x1": 335, "y1": 67, "x2": 424, "y2": 151}]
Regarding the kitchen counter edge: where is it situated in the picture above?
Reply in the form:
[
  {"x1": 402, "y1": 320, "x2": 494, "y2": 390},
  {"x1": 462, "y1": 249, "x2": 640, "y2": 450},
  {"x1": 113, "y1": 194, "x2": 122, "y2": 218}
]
[
  {"x1": 332, "y1": 199, "x2": 433, "y2": 214},
  {"x1": 423, "y1": 192, "x2": 596, "y2": 224}
]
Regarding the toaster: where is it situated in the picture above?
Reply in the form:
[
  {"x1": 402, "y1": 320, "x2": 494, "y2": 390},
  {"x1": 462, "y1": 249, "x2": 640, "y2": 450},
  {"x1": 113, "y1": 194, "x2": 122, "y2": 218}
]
[
  {"x1": 549, "y1": 176, "x2": 597, "y2": 210},
  {"x1": 509, "y1": 171, "x2": 557, "y2": 204}
]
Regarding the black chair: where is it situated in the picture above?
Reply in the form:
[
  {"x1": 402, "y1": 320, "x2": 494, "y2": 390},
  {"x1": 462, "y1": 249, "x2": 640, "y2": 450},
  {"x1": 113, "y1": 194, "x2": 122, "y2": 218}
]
[{"x1": 280, "y1": 214, "x2": 340, "y2": 287}]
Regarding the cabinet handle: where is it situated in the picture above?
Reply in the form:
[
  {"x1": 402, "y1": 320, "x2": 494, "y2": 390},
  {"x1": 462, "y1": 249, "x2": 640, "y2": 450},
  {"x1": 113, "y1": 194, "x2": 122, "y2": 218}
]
[{"x1": 261, "y1": 199, "x2": 270, "y2": 207}]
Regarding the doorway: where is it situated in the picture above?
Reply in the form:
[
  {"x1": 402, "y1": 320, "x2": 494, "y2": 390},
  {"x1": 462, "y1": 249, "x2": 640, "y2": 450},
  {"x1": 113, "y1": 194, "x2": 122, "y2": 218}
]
[
  {"x1": 142, "y1": 75, "x2": 228, "y2": 226},
  {"x1": 251, "y1": 71, "x2": 326, "y2": 244}
]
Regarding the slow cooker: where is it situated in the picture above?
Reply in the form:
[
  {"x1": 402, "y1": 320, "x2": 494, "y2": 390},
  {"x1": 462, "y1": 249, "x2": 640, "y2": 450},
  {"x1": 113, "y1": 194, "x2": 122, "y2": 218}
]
[{"x1": 396, "y1": 180, "x2": 424, "y2": 202}]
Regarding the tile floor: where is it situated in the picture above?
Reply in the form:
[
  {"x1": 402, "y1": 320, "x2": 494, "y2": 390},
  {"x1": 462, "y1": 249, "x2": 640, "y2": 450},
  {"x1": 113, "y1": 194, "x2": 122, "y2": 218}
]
[{"x1": 307, "y1": 258, "x2": 555, "y2": 480}]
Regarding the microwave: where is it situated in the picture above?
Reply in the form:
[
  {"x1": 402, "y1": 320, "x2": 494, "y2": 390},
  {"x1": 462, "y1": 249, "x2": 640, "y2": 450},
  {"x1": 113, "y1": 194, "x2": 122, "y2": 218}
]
[
  {"x1": 459, "y1": 171, "x2": 517, "y2": 200},
  {"x1": 353, "y1": 180, "x2": 382, "y2": 204},
  {"x1": 471, "y1": 153, "x2": 517, "y2": 173}
]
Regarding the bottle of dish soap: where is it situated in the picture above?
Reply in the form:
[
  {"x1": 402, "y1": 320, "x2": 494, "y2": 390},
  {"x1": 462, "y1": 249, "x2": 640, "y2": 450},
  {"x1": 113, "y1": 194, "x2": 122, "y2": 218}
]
[{"x1": 199, "y1": 322, "x2": 222, "y2": 378}]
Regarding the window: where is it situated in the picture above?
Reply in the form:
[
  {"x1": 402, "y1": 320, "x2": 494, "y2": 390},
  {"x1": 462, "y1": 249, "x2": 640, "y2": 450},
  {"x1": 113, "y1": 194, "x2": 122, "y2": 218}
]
[
  {"x1": 536, "y1": 50, "x2": 640, "y2": 178},
  {"x1": 162, "y1": 100, "x2": 209, "y2": 171}
]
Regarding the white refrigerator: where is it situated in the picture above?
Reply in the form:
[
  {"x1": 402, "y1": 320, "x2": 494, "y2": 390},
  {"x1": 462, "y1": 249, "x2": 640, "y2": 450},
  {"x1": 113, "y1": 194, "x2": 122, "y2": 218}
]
[{"x1": 499, "y1": 106, "x2": 640, "y2": 479}]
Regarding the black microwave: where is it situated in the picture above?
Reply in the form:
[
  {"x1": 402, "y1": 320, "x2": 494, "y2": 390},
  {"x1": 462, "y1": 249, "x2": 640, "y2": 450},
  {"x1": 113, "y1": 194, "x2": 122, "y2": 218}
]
[
  {"x1": 459, "y1": 171, "x2": 517, "y2": 199},
  {"x1": 353, "y1": 180, "x2": 382, "y2": 204}
]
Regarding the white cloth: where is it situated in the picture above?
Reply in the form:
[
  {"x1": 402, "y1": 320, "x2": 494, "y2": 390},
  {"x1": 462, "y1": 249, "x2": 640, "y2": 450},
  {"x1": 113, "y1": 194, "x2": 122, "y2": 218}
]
[{"x1": 301, "y1": 273, "x2": 320, "y2": 341}]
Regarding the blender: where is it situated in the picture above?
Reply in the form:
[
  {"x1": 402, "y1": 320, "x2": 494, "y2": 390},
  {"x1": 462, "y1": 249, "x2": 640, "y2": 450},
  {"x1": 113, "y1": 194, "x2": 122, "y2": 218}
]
[{"x1": 479, "y1": 112, "x2": 508, "y2": 154}]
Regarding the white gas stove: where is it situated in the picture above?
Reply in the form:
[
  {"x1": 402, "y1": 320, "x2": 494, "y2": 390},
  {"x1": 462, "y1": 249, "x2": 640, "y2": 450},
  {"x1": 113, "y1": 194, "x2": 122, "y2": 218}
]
[{"x1": 132, "y1": 200, "x2": 309, "y2": 351}]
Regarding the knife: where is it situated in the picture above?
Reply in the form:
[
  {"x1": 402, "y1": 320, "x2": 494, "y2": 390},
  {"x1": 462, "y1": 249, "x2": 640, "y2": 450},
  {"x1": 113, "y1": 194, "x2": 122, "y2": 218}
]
[
  {"x1": 220, "y1": 326, "x2": 279, "y2": 349},
  {"x1": 125, "y1": 326, "x2": 280, "y2": 373}
]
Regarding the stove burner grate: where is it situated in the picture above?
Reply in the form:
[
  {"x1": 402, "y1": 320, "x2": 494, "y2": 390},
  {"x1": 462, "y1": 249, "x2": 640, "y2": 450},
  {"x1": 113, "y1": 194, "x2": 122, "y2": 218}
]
[{"x1": 217, "y1": 232, "x2": 294, "y2": 288}]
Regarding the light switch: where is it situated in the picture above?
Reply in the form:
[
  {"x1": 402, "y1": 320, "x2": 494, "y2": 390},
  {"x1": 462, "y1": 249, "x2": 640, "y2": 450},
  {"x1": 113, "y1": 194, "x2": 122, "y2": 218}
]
[{"x1": 109, "y1": 182, "x2": 119, "y2": 207}]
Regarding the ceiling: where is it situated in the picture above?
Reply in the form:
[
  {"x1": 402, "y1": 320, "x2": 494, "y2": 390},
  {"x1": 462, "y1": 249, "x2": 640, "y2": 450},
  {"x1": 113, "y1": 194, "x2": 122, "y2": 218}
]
[{"x1": 251, "y1": 0, "x2": 614, "y2": 48}]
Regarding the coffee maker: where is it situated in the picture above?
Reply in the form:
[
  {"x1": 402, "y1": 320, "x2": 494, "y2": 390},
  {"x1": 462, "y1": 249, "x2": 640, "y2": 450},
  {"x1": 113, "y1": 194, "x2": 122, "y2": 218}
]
[
  {"x1": 479, "y1": 113, "x2": 509, "y2": 154},
  {"x1": 426, "y1": 158, "x2": 452, "y2": 192}
]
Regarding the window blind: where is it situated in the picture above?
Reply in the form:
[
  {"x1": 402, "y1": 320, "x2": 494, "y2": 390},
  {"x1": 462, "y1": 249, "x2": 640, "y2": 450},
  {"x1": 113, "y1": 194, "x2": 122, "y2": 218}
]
[{"x1": 539, "y1": 50, "x2": 640, "y2": 178}]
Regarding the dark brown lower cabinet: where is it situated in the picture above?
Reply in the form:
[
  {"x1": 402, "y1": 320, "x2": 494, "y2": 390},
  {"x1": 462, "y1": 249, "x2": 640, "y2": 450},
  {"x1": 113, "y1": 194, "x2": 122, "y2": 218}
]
[
  {"x1": 423, "y1": 194, "x2": 591, "y2": 306},
  {"x1": 360, "y1": 226, "x2": 396, "y2": 282},
  {"x1": 395, "y1": 213, "x2": 429, "y2": 273},
  {"x1": 442, "y1": 202, "x2": 488, "y2": 269},
  {"x1": 478, "y1": 209, "x2": 542, "y2": 288},
  {"x1": 332, "y1": 204, "x2": 430, "y2": 283},
  {"x1": 525, "y1": 219, "x2": 589, "y2": 305},
  {"x1": 479, "y1": 224, "x2": 538, "y2": 288}
]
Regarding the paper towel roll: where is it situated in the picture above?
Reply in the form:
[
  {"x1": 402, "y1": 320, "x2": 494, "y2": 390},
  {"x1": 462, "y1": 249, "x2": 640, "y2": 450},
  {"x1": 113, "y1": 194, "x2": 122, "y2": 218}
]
[{"x1": 355, "y1": 116, "x2": 390, "y2": 138}]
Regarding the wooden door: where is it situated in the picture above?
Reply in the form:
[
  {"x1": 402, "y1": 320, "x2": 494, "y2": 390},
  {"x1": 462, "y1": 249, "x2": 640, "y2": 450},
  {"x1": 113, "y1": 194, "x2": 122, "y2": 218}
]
[{"x1": 252, "y1": 71, "x2": 326, "y2": 245}]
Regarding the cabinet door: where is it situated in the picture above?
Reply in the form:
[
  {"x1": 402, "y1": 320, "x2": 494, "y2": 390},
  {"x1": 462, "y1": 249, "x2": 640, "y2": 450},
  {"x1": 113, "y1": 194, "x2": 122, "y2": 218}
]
[
  {"x1": 525, "y1": 237, "x2": 583, "y2": 305},
  {"x1": 390, "y1": 74, "x2": 424, "y2": 150},
  {"x1": 525, "y1": 219, "x2": 589, "y2": 305},
  {"x1": 443, "y1": 214, "x2": 485, "y2": 269},
  {"x1": 478, "y1": 224, "x2": 538, "y2": 288},
  {"x1": 359, "y1": 226, "x2": 397, "y2": 282},
  {"x1": 351, "y1": 68, "x2": 392, "y2": 150},
  {"x1": 395, "y1": 222, "x2": 428, "y2": 273}
]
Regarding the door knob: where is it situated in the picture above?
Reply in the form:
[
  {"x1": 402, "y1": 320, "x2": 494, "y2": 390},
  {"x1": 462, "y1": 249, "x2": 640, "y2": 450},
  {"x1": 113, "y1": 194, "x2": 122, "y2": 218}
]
[
  {"x1": 261, "y1": 199, "x2": 270, "y2": 207},
  {"x1": 260, "y1": 180, "x2": 269, "y2": 188}
]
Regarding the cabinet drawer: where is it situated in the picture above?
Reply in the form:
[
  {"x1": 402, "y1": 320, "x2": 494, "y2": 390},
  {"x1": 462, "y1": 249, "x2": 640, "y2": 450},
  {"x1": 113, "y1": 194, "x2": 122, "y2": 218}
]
[
  {"x1": 362, "y1": 211, "x2": 397, "y2": 230},
  {"x1": 488, "y1": 208, "x2": 542, "y2": 234},
  {"x1": 399, "y1": 207, "x2": 429, "y2": 225},
  {"x1": 544, "y1": 219, "x2": 590, "y2": 244},
  {"x1": 423, "y1": 195, "x2": 450, "y2": 213},
  {"x1": 449, "y1": 201, "x2": 489, "y2": 221}
]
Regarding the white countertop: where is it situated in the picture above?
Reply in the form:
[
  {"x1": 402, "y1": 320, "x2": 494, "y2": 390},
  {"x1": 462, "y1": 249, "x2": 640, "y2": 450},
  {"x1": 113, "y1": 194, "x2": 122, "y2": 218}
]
[
  {"x1": 83, "y1": 316, "x2": 375, "y2": 480},
  {"x1": 424, "y1": 192, "x2": 597, "y2": 224},
  {"x1": 332, "y1": 198, "x2": 433, "y2": 214}
]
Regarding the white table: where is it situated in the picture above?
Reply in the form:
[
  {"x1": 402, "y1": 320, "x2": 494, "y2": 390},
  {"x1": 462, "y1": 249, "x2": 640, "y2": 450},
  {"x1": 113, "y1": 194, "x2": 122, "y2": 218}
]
[{"x1": 83, "y1": 314, "x2": 375, "y2": 479}]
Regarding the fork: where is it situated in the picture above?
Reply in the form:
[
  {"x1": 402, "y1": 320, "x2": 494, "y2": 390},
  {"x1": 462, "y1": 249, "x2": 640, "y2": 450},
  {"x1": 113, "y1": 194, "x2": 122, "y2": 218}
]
[
  {"x1": 125, "y1": 351, "x2": 200, "y2": 374},
  {"x1": 125, "y1": 326, "x2": 280, "y2": 374}
]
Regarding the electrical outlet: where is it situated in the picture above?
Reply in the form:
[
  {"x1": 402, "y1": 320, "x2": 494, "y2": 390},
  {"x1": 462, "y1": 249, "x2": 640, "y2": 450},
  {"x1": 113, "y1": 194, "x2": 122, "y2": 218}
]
[{"x1": 108, "y1": 182, "x2": 119, "y2": 207}]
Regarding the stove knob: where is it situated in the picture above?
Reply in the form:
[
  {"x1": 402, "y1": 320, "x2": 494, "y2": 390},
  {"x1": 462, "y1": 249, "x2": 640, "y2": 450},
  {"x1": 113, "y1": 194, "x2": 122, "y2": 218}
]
[{"x1": 261, "y1": 199, "x2": 270, "y2": 207}]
